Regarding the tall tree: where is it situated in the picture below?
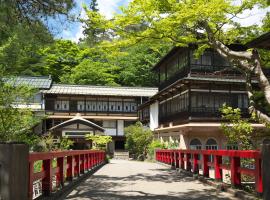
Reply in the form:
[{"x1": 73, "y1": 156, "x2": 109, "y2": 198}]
[{"x1": 86, "y1": 0, "x2": 270, "y2": 123}]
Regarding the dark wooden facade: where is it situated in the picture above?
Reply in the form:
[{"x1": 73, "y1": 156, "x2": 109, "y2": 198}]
[{"x1": 138, "y1": 46, "x2": 257, "y2": 127}]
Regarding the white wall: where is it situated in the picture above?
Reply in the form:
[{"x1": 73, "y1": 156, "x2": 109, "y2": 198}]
[
  {"x1": 117, "y1": 120, "x2": 124, "y2": 136},
  {"x1": 150, "y1": 101, "x2": 159, "y2": 131},
  {"x1": 104, "y1": 128, "x2": 117, "y2": 136}
]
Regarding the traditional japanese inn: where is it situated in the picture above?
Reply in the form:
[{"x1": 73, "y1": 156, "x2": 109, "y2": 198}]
[{"x1": 138, "y1": 44, "x2": 268, "y2": 150}]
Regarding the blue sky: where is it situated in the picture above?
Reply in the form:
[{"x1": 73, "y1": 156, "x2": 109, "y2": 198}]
[
  {"x1": 53, "y1": 0, "x2": 269, "y2": 43},
  {"x1": 54, "y1": 0, "x2": 130, "y2": 42}
]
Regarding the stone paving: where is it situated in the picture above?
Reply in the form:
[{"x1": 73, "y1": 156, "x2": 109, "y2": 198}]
[{"x1": 63, "y1": 159, "x2": 239, "y2": 200}]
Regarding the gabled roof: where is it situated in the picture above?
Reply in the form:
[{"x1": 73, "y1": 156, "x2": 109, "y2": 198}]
[
  {"x1": 43, "y1": 84, "x2": 158, "y2": 97},
  {"x1": 4, "y1": 76, "x2": 52, "y2": 89},
  {"x1": 49, "y1": 113, "x2": 104, "y2": 132}
]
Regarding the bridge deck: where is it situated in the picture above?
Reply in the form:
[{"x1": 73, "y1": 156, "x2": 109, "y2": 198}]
[{"x1": 63, "y1": 159, "x2": 238, "y2": 200}]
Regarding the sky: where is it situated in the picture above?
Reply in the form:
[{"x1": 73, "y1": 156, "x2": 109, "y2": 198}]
[
  {"x1": 54, "y1": 0, "x2": 130, "y2": 42},
  {"x1": 54, "y1": 0, "x2": 269, "y2": 43}
]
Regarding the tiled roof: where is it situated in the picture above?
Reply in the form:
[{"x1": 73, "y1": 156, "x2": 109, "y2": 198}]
[
  {"x1": 5, "y1": 76, "x2": 52, "y2": 89},
  {"x1": 43, "y1": 84, "x2": 158, "y2": 97}
]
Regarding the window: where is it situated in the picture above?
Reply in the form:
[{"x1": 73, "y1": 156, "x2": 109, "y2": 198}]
[
  {"x1": 55, "y1": 100, "x2": 69, "y2": 111},
  {"x1": 77, "y1": 101, "x2": 85, "y2": 111},
  {"x1": 205, "y1": 138, "x2": 218, "y2": 150},
  {"x1": 190, "y1": 139, "x2": 202, "y2": 150},
  {"x1": 86, "y1": 101, "x2": 96, "y2": 111}
]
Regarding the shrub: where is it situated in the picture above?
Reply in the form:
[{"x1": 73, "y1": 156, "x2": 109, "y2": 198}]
[
  {"x1": 124, "y1": 122, "x2": 153, "y2": 160},
  {"x1": 148, "y1": 139, "x2": 165, "y2": 160}
]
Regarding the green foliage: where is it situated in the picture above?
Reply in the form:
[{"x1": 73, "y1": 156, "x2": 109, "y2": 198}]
[
  {"x1": 37, "y1": 40, "x2": 82, "y2": 82},
  {"x1": 62, "y1": 59, "x2": 120, "y2": 86},
  {"x1": 85, "y1": 133, "x2": 112, "y2": 150},
  {"x1": 32, "y1": 133, "x2": 57, "y2": 152},
  {"x1": 220, "y1": 105, "x2": 254, "y2": 150},
  {"x1": 59, "y1": 136, "x2": 74, "y2": 150},
  {"x1": 0, "y1": 78, "x2": 41, "y2": 146},
  {"x1": 147, "y1": 139, "x2": 165, "y2": 160},
  {"x1": 124, "y1": 122, "x2": 153, "y2": 160},
  {"x1": 117, "y1": 42, "x2": 171, "y2": 86}
]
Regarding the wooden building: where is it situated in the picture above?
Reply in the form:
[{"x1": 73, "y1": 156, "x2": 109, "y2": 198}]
[
  {"x1": 138, "y1": 45, "x2": 268, "y2": 150},
  {"x1": 42, "y1": 84, "x2": 158, "y2": 152}
]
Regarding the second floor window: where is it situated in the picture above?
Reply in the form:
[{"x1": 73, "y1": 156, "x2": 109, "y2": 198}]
[{"x1": 55, "y1": 100, "x2": 69, "y2": 111}]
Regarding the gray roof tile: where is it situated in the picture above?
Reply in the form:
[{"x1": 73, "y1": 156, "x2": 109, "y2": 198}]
[{"x1": 43, "y1": 84, "x2": 158, "y2": 97}]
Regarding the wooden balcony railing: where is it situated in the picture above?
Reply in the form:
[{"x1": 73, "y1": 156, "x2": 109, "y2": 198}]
[
  {"x1": 156, "y1": 149, "x2": 262, "y2": 194},
  {"x1": 28, "y1": 150, "x2": 105, "y2": 199}
]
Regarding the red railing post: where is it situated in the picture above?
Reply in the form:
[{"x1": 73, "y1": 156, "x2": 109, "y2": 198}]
[
  {"x1": 255, "y1": 157, "x2": 263, "y2": 194},
  {"x1": 89, "y1": 153, "x2": 92, "y2": 169},
  {"x1": 56, "y1": 157, "x2": 64, "y2": 187},
  {"x1": 203, "y1": 154, "x2": 209, "y2": 177},
  {"x1": 80, "y1": 154, "x2": 85, "y2": 174},
  {"x1": 171, "y1": 151, "x2": 175, "y2": 167},
  {"x1": 186, "y1": 153, "x2": 191, "y2": 171},
  {"x1": 66, "y1": 156, "x2": 73, "y2": 181},
  {"x1": 193, "y1": 153, "x2": 199, "y2": 174},
  {"x1": 180, "y1": 152, "x2": 184, "y2": 169},
  {"x1": 28, "y1": 161, "x2": 34, "y2": 199},
  {"x1": 230, "y1": 157, "x2": 241, "y2": 187},
  {"x1": 214, "y1": 155, "x2": 222, "y2": 181},
  {"x1": 85, "y1": 153, "x2": 89, "y2": 170},
  {"x1": 74, "y1": 155, "x2": 80, "y2": 176},
  {"x1": 175, "y1": 151, "x2": 179, "y2": 168},
  {"x1": 42, "y1": 159, "x2": 52, "y2": 196}
]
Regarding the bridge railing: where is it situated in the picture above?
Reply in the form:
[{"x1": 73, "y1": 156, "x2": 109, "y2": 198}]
[
  {"x1": 156, "y1": 149, "x2": 262, "y2": 194},
  {"x1": 29, "y1": 150, "x2": 105, "y2": 199}
]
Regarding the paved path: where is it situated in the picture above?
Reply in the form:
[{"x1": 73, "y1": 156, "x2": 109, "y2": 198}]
[{"x1": 64, "y1": 159, "x2": 239, "y2": 200}]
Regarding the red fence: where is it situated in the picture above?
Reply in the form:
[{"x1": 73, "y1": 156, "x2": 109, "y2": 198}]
[
  {"x1": 28, "y1": 150, "x2": 105, "y2": 199},
  {"x1": 156, "y1": 149, "x2": 262, "y2": 194}
]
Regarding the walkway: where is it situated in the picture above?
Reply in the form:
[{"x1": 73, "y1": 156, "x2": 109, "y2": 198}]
[{"x1": 64, "y1": 159, "x2": 239, "y2": 200}]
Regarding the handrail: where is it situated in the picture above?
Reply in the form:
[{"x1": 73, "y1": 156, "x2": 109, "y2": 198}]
[
  {"x1": 28, "y1": 150, "x2": 105, "y2": 199},
  {"x1": 156, "y1": 149, "x2": 262, "y2": 194}
]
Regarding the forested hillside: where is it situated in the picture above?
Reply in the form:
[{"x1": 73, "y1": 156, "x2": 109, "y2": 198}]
[{"x1": 0, "y1": 0, "x2": 171, "y2": 87}]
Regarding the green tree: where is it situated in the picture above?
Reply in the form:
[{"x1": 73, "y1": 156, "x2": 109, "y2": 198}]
[
  {"x1": 85, "y1": 133, "x2": 112, "y2": 150},
  {"x1": 37, "y1": 40, "x2": 82, "y2": 82},
  {"x1": 124, "y1": 122, "x2": 153, "y2": 160},
  {"x1": 220, "y1": 105, "x2": 254, "y2": 150},
  {"x1": 117, "y1": 42, "x2": 171, "y2": 86},
  {"x1": 88, "y1": 0, "x2": 270, "y2": 124},
  {"x1": 61, "y1": 59, "x2": 120, "y2": 86},
  {"x1": 0, "y1": 77, "x2": 41, "y2": 146}
]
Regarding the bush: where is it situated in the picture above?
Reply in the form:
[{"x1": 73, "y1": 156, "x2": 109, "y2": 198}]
[
  {"x1": 148, "y1": 139, "x2": 165, "y2": 160},
  {"x1": 124, "y1": 122, "x2": 153, "y2": 160}
]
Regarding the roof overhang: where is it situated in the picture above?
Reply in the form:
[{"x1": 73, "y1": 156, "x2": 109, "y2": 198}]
[
  {"x1": 154, "y1": 122, "x2": 265, "y2": 133},
  {"x1": 246, "y1": 32, "x2": 270, "y2": 50},
  {"x1": 49, "y1": 113, "x2": 105, "y2": 132}
]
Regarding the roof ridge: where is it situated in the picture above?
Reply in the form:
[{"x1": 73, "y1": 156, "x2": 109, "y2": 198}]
[
  {"x1": 14, "y1": 75, "x2": 52, "y2": 79},
  {"x1": 52, "y1": 83, "x2": 158, "y2": 90}
]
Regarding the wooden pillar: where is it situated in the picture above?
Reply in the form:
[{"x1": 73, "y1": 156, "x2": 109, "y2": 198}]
[
  {"x1": 203, "y1": 154, "x2": 209, "y2": 177},
  {"x1": 0, "y1": 143, "x2": 29, "y2": 200},
  {"x1": 214, "y1": 155, "x2": 222, "y2": 181},
  {"x1": 42, "y1": 159, "x2": 52, "y2": 196},
  {"x1": 66, "y1": 156, "x2": 73, "y2": 181},
  {"x1": 262, "y1": 144, "x2": 270, "y2": 198},
  {"x1": 230, "y1": 157, "x2": 241, "y2": 187},
  {"x1": 56, "y1": 157, "x2": 64, "y2": 187}
]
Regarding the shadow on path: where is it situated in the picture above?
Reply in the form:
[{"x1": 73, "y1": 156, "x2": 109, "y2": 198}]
[{"x1": 61, "y1": 160, "x2": 237, "y2": 200}]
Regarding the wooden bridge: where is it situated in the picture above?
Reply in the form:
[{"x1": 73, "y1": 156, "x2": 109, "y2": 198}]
[{"x1": 0, "y1": 143, "x2": 270, "y2": 200}]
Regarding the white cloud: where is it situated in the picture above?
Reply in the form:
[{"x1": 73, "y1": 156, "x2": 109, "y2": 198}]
[
  {"x1": 97, "y1": 0, "x2": 128, "y2": 19},
  {"x1": 233, "y1": 6, "x2": 270, "y2": 27}
]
